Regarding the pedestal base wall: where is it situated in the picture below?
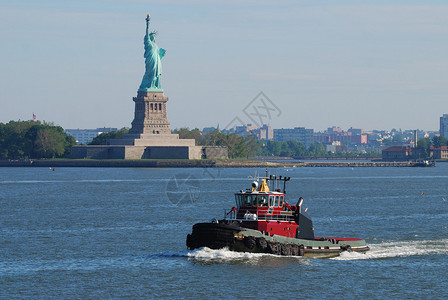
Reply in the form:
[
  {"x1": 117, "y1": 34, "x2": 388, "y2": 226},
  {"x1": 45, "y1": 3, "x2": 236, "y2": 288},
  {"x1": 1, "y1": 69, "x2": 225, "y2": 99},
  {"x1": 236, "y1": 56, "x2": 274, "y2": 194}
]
[{"x1": 72, "y1": 145, "x2": 205, "y2": 159}]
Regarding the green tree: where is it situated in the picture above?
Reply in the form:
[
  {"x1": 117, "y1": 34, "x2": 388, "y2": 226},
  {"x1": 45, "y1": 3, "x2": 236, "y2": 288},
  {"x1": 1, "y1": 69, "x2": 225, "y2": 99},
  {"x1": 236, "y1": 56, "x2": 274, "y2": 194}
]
[
  {"x1": 89, "y1": 128, "x2": 130, "y2": 145},
  {"x1": 173, "y1": 128, "x2": 203, "y2": 145},
  {"x1": 279, "y1": 141, "x2": 293, "y2": 157},
  {"x1": 417, "y1": 137, "x2": 431, "y2": 159},
  {"x1": 33, "y1": 128, "x2": 67, "y2": 158},
  {"x1": 225, "y1": 134, "x2": 245, "y2": 158},
  {"x1": 432, "y1": 136, "x2": 448, "y2": 148},
  {"x1": 64, "y1": 134, "x2": 76, "y2": 157},
  {"x1": 0, "y1": 123, "x2": 8, "y2": 159},
  {"x1": 0, "y1": 120, "x2": 76, "y2": 159},
  {"x1": 3, "y1": 120, "x2": 35, "y2": 158},
  {"x1": 26, "y1": 122, "x2": 76, "y2": 158},
  {"x1": 244, "y1": 136, "x2": 259, "y2": 158},
  {"x1": 267, "y1": 140, "x2": 282, "y2": 156},
  {"x1": 308, "y1": 142, "x2": 326, "y2": 156},
  {"x1": 288, "y1": 140, "x2": 307, "y2": 156},
  {"x1": 259, "y1": 140, "x2": 282, "y2": 156},
  {"x1": 202, "y1": 129, "x2": 225, "y2": 147}
]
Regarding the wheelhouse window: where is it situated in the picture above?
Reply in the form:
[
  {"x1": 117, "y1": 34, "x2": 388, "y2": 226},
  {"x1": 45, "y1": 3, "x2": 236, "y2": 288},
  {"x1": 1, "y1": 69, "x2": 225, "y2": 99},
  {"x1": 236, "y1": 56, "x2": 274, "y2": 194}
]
[
  {"x1": 268, "y1": 195, "x2": 282, "y2": 207},
  {"x1": 235, "y1": 194, "x2": 242, "y2": 207},
  {"x1": 279, "y1": 195, "x2": 284, "y2": 207},
  {"x1": 258, "y1": 195, "x2": 268, "y2": 206},
  {"x1": 237, "y1": 194, "x2": 272, "y2": 207},
  {"x1": 252, "y1": 196, "x2": 258, "y2": 206},
  {"x1": 235, "y1": 194, "x2": 254, "y2": 207},
  {"x1": 235, "y1": 194, "x2": 272, "y2": 207}
]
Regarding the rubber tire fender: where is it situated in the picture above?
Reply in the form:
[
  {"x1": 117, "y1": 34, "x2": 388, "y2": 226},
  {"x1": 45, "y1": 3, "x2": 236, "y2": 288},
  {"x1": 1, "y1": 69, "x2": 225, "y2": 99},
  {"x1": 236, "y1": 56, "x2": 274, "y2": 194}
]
[
  {"x1": 244, "y1": 236, "x2": 256, "y2": 250},
  {"x1": 256, "y1": 237, "x2": 268, "y2": 250},
  {"x1": 267, "y1": 242, "x2": 279, "y2": 255}
]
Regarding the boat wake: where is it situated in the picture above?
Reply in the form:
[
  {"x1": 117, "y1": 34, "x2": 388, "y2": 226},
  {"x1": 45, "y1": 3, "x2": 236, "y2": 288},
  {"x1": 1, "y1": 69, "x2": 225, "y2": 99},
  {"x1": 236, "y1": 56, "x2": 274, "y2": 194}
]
[
  {"x1": 154, "y1": 238, "x2": 448, "y2": 262},
  {"x1": 186, "y1": 247, "x2": 275, "y2": 260},
  {"x1": 332, "y1": 238, "x2": 448, "y2": 260},
  {"x1": 153, "y1": 247, "x2": 303, "y2": 263}
]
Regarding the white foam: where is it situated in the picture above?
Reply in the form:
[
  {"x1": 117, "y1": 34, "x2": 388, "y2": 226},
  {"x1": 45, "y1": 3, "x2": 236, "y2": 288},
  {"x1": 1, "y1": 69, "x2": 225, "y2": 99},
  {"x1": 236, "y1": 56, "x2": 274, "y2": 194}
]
[
  {"x1": 156, "y1": 239, "x2": 448, "y2": 262},
  {"x1": 186, "y1": 247, "x2": 270, "y2": 260},
  {"x1": 332, "y1": 239, "x2": 448, "y2": 261}
]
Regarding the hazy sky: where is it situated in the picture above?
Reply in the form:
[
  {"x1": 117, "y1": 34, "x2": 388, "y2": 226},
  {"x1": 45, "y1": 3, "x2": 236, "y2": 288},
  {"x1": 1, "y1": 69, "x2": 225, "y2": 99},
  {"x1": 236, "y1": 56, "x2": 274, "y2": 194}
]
[{"x1": 1, "y1": 0, "x2": 447, "y2": 132}]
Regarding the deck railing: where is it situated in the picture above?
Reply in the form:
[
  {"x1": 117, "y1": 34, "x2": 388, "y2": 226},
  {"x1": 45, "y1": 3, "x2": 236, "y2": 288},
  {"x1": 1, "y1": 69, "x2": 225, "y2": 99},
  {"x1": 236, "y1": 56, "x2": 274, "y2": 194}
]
[{"x1": 224, "y1": 209, "x2": 295, "y2": 222}]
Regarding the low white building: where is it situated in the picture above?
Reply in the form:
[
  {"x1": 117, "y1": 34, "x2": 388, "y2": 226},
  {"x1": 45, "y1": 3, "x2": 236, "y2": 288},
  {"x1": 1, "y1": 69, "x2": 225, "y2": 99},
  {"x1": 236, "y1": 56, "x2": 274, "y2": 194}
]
[{"x1": 65, "y1": 127, "x2": 117, "y2": 144}]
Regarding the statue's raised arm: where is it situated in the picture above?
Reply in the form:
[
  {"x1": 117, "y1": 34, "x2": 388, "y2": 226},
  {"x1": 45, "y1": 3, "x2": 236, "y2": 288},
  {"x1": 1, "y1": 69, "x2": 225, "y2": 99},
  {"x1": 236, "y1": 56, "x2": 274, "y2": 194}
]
[
  {"x1": 138, "y1": 13, "x2": 165, "y2": 92},
  {"x1": 145, "y1": 14, "x2": 150, "y2": 37}
]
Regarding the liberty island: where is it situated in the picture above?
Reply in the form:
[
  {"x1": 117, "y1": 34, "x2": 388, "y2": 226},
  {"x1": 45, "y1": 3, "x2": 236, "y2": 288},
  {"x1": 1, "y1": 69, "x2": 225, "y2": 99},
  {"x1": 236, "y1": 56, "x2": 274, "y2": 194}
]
[{"x1": 72, "y1": 14, "x2": 227, "y2": 160}]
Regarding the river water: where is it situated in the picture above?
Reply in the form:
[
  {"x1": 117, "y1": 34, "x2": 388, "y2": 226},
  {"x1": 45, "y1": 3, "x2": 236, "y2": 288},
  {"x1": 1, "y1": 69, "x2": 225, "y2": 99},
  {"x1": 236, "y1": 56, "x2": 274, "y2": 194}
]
[{"x1": 1, "y1": 165, "x2": 447, "y2": 298}]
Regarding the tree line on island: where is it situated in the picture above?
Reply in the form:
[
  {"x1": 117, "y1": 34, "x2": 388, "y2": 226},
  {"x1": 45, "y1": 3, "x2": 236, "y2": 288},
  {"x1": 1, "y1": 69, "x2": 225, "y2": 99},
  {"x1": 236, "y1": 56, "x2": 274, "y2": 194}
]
[
  {"x1": 0, "y1": 121, "x2": 76, "y2": 159},
  {"x1": 89, "y1": 127, "x2": 336, "y2": 158},
  {"x1": 1, "y1": 121, "x2": 447, "y2": 160}
]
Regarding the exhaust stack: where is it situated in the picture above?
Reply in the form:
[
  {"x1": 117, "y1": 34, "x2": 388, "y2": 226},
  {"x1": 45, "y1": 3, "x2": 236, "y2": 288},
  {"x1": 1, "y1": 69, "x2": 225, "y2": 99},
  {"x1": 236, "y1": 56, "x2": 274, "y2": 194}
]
[{"x1": 414, "y1": 130, "x2": 418, "y2": 148}]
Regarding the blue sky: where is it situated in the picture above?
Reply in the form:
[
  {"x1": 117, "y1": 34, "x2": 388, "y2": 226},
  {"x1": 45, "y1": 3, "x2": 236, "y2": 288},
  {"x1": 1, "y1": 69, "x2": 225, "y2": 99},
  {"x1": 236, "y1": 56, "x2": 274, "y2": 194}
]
[{"x1": 1, "y1": 0, "x2": 447, "y2": 131}]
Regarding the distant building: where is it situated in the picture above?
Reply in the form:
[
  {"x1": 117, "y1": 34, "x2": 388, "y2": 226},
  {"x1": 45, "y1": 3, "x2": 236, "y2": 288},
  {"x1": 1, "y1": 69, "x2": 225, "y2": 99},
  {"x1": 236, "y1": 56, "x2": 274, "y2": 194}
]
[
  {"x1": 348, "y1": 127, "x2": 363, "y2": 135},
  {"x1": 314, "y1": 128, "x2": 367, "y2": 146},
  {"x1": 65, "y1": 127, "x2": 118, "y2": 144},
  {"x1": 257, "y1": 124, "x2": 274, "y2": 140},
  {"x1": 235, "y1": 124, "x2": 258, "y2": 137},
  {"x1": 383, "y1": 145, "x2": 448, "y2": 161},
  {"x1": 431, "y1": 146, "x2": 448, "y2": 159},
  {"x1": 440, "y1": 114, "x2": 448, "y2": 138},
  {"x1": 274, "y1": 127, "x2": 314, "y2": 147},
  {"x1": 230, "y1": 124, "x2": 273, "y2": 140},
  {"x1": 327, "y1": 126, "x2": 342, "y2": 133},
  {"x1": 382, "y1": 146, "x2": 415, "y2": 161},
  {"x1": 326, "y1": 141, "x2": 348, "y2": 153},
  {"x1": 348, "y1": 134, "x2": 368, "y2": 144}
]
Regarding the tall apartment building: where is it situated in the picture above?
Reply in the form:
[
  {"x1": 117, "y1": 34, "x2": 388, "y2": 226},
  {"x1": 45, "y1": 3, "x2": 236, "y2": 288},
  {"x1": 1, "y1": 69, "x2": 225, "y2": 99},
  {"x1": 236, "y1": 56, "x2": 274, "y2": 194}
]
[
  {"x1": 257, "y1": 124, "x2": 274, "y2": 140},
  {"x1": 274, "y1": 127, "x2": 314, "y2": 147},
  {"x1": 440, "y1": 114, "x2": 448, "y2": 138}
]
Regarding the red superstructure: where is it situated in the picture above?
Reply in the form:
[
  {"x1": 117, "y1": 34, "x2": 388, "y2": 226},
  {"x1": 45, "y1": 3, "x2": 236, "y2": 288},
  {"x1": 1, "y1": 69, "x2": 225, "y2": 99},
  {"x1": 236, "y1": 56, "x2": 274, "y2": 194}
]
[{"x1": 225, "y1": 174, "x2": 315, "y2": 240}]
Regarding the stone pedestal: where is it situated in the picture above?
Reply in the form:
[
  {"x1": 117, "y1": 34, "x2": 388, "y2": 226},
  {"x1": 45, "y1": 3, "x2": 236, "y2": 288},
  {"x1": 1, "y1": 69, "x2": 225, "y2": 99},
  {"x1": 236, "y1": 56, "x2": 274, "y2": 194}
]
[
  {"x1": 108, "y1": 133, "x2": 195, "y2": 146},
  {"x1": 70, "y1": 89, "x2": 229, "y2": 160},
  {"x1": 130, "y1": 91, "x2": 171, "y2": 135}
]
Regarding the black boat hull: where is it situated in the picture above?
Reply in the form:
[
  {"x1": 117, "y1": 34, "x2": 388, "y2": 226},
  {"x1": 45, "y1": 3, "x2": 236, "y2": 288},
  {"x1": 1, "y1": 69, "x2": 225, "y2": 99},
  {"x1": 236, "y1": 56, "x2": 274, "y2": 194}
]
[{"x1": 186, "y1": 221, "x2": 369, "y2": 258}]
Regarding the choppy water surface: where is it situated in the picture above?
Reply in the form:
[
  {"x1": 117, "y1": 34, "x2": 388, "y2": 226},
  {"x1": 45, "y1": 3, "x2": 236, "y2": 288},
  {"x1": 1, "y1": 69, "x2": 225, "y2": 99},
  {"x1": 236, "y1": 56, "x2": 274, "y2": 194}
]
[{"x1": 1, "y1": 165, "x2": 447, "y2": 298}]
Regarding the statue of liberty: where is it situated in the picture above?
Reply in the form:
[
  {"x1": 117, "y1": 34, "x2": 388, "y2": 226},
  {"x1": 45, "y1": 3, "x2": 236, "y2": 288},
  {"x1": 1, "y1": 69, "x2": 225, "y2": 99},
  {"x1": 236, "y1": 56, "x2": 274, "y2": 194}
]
[{"x1": 139, "y1": 14, "x2": 166, "y2": 92}]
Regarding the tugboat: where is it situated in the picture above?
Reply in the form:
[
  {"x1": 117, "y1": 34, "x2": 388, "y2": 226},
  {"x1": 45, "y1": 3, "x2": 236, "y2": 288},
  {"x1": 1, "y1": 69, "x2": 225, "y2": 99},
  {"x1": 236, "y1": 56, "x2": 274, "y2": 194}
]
[{"x1": 186, "y1": 173, "x2": 369, "y2": 258}]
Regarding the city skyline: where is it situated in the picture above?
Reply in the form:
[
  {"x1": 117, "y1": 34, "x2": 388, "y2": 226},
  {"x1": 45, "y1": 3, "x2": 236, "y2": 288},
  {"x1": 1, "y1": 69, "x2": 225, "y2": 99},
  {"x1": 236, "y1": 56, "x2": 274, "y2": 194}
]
[{"x1": 1, "y1": 1, "x2": 448, "y2": 132}]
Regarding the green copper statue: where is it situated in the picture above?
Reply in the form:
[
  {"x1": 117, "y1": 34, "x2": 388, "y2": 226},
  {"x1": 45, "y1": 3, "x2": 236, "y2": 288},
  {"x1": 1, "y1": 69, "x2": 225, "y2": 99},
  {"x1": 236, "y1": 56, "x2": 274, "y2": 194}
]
[{"x1": 139, "y1": 13, "x2": 166, "y2": 92}]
